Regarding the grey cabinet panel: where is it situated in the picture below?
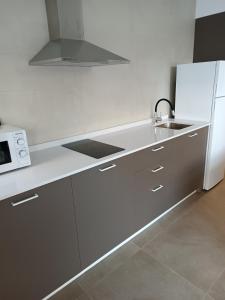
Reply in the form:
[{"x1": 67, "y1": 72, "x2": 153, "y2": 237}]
[
  {"x1": 0, "y1": 178, "x2": 81, "y2": 300},
  {"x1": 171, "y1": 127, "x2": 208, "y2": 198},
  {"x1": 72, "y1": 161, "x2": 137, "y2": 268}
]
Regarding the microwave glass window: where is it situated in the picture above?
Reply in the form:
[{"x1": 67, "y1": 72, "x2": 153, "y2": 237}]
[{"x1": 0, "y1": 141, "x2": 12, "y2": 165}]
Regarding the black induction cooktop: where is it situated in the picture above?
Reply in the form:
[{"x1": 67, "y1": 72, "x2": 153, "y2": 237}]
[{"x1": 63, "y1": 139, "x2": 125, "y2": 159}]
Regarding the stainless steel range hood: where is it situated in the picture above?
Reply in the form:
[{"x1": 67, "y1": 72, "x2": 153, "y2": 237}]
[{"x1": 29, "y1": 0, "x2": 130, "y2": 67}]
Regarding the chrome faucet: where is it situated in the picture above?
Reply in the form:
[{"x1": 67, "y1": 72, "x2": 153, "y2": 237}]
[{"x1": 153, "y1": 98, "x2": 175, "y2": 123}]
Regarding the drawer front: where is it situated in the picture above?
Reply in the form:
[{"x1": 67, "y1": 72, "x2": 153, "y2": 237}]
[
  {"x1": 131, "y1": 175, "x2": 178, "y2": 230},
  {"x1": 107, "y1": 139, "x2": 175, "y2": 176},
  {"x1": 77, "y1": 139, "x2": 172, "y2": 179},
  {"x1": 133, "y1": 156, "x2": 174, "y2": 190}
]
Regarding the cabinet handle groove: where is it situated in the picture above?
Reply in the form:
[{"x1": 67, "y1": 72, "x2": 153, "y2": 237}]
[
  {"x1": 152, "y1": 146, "x2": 164, "y2": 152},
  {"x1": 99, "y1": 164, "x2": 117, "y2": 172},
  {"x1": 11, "y1": 194, "x2": 39, "y2": 207},
  {"x1": 151, "y1": 185, "x2": 164, "y2": 192},
  {"x1": 152, "y1": 166, "x2": 164, "y2": 173},
  {"x1": 188, "y1": 133, "x2": 198, "y2": 138}
]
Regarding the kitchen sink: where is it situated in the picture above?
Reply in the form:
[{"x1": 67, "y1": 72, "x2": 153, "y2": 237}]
[{"x1": 155, "y1": 122, "x2": 192, "y2": 130}]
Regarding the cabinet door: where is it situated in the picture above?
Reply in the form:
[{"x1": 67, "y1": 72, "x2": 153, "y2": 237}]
[
  {"x1": 0, "y1": 179, "x2": 81, "y2": 300},
  {"x1": 173, "y1": 127, "x2": 208, "y2": 198},
  {"x1": 72, "y1": 161, "x2": 137, "y2": 268}
]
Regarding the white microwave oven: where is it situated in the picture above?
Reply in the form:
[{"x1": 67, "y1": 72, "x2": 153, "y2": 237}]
[{"x1": 0, "y1": 125, "x2": 31, "y2": 174}]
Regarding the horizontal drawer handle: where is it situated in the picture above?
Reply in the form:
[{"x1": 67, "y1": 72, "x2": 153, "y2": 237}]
[
  {"x1": 188, "y1": 133, "x2": 198, "y2": 138},
  {"x1": 99, "y1": 164, "x2": 117, "y2": 172},
  {"x1": 11, "y1": 194, "x2": 39, "y2": 207},
  {"x1": 152, "y1": 146, "x2": 164, "y2": 152},
  {"x1": 152, "y1": 165, "x2": 164, "y2": 173},
  {"x1": 152, "y1": 185, "x2": 164, "y2": 192}
]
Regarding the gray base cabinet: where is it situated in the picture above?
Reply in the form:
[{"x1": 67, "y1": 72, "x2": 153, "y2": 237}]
[
  {"x1": 0, "y1": 127, "x2": 208, "y2": 299},
  {"x1": 72, "y1": 127, "x2": 208, "y2": 269},
  {"x1": 0, "y1": 178, "x2": 81, "y2": 300}
]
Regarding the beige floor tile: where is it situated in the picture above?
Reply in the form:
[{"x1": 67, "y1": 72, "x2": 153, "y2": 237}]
[
  {"x1": 77, "y1": 241, "x2": 139, "y2": 292},
  {"x1": 167, "y1": 197, "x2": 225, "y2": 244},
  {"x1": 132, "y1": 221, "x2": 164, "y2": 248},
  {"x1": 209, "y1": 270, "x2": 225, "y2": 300},
  {"x1": 143, "y1": 201, "x2": 225, "y2": 291},
  {"x1": 76, "y1": 293, "x2": 91, "y2": 300},
  {"x1": 158, "y1": 191, "x2": 203, "y2": 228},
  {"x1": 88, "y1": 251, "x2": 204, "y2": 300},
  {"x1": 50, "y1": 282, "x2": 87, "y2": 300},
  {"x1": 87, "y1": 281, "x2": 118, "y2": 300},
  {"x1": 132, "y1": 192, "x2": 201, "y2": 248},
  {"x1": 196, "y1": 193, "x2": 225, "y2": 231},
  {"x1": 204, "y1": 295, "x2": 215, "y2": 300}
]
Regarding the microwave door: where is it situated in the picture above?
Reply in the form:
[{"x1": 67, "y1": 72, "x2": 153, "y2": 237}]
[
  {"x1": 0, "y1": 138, "x2": 18, "y2": 173},
  {"x1": 0, "y1": 141, "x2": 12, "y2": 166}
]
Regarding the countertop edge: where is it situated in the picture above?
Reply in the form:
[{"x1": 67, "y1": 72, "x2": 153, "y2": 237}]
[{"x1": 0, "y1": 121, "x2": 210, "y2": 202}]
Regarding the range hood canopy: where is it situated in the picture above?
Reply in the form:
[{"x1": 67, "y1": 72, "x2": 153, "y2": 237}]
[{"x1": 29, "y1": 0, "x2": 130, "y2": 67}]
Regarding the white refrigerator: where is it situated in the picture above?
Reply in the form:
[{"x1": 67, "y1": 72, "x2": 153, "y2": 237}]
[{"x1": 175, "y1": 61, "x2": 225, "y2": 190}]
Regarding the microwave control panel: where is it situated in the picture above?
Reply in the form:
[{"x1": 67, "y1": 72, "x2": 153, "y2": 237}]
[{"x1": 13, "y1": 131, "x2": 31, "y2": 167}]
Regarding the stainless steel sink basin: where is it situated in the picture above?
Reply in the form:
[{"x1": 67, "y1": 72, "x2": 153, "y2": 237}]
[{"x1": 155, "y1": 122, "x2": 192, "y2": 130}]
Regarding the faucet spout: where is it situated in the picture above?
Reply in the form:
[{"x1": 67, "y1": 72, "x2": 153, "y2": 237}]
[
  {"x1": 154, "y1": 98, "x2": 175, "y2": 120},
  {"x1": 155, "y1": 98, "x2": 174, "y2": 114}
]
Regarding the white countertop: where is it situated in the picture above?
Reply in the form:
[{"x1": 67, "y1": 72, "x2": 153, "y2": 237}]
[{"x1": 0, "y1": 119, "x2": 209, "y2": 202}]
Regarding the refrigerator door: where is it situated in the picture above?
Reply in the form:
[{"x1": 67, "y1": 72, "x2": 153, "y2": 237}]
[
  {"x1": 216, "y1": 61, "x2": 225, "y2": 98},
  {"x1": 175, "y1": 61, "x2": 217, "y2": 122},
  {"x1": 204, "y1": 97, "x2": 225, "y2": 190}
]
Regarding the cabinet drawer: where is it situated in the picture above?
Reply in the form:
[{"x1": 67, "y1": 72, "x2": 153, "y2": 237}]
[
  {"x1": 133, "y1": 160, "x2": 171, "y2": 190},
  {"x1": 78, "y1": 140, "x2": 171, "y2": 180},
  {"x1": 131, "y1": 176, "x2": 178, "y2": 230},
  {"x1": 112, "y1": 140, "x2": 175, "y2": 176}
]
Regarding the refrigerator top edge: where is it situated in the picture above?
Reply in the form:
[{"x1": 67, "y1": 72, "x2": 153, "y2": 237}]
[{"x1": 177, "y1": 61, "x2": 225, "y2": 67}]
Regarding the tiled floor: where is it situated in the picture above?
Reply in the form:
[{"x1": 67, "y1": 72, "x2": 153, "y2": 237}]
[{"x1": 51, "y1": 180, "x2": 225, "y2": 300}]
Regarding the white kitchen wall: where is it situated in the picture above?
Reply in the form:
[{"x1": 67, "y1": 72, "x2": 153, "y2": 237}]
[
  {"x1": 0, "y1": 0, "x2": 195, "y2": 145},
  {"x1": 196, "y1": 0, "x2": 225, "y2": 18}
]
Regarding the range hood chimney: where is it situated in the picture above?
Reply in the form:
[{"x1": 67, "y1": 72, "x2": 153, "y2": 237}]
[{"x1": 29, "y1": 0, "x2": 130, "y2": 66}]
